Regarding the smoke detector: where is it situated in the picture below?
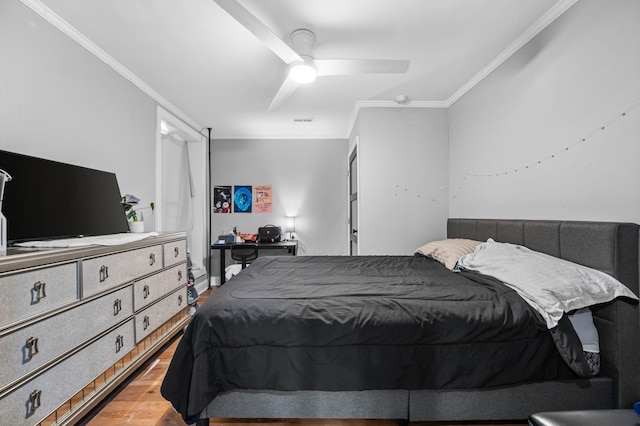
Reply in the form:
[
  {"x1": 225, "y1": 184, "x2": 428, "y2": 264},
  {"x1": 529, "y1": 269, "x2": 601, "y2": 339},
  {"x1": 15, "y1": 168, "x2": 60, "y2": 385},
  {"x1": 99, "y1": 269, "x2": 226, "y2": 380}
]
[{"x1": 395, "y1": 95, "x2": 409, "y2": 105}]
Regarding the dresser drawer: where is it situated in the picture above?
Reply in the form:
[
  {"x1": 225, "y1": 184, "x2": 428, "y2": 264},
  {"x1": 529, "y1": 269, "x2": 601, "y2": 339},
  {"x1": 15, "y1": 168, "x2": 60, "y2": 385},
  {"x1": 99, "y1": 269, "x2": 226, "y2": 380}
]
[
  {"x1": 164, "y1": 239, "x2": 187, "y2": 267},
  {"x1": 0, "y1": 319, "x2": 134, "y2": 426},
  {"x1": 135, "y1": 287, "x2": 187, "y2": 343},
  {"x1": 0, "y1": 263, "x2": 77, "y2": 330},
  {"x1": 82, "y1": 245, "x2": 163, "y2": 297},
  {"x1": 0, "y1": 286, "x2": 133, "y2": 387},
  {"x1": 133, "y1": 263, "x2": 187, "y2": 311}
]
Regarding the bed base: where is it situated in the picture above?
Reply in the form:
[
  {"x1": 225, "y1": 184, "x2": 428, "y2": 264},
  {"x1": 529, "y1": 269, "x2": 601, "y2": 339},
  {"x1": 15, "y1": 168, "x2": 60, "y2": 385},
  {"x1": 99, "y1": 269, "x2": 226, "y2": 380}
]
[
  {"x1": 198, "y1": 219, "x2": 639, "y2": 422},
  {"x1": 409, "y1": 378, "x2": 613, "y2": 421},
  {"x1": 197, "y1": 420, "x2": 409, "y2": 426},
  {"x1": 198, "y1": 390, "x2": 410, "y2": 422}
]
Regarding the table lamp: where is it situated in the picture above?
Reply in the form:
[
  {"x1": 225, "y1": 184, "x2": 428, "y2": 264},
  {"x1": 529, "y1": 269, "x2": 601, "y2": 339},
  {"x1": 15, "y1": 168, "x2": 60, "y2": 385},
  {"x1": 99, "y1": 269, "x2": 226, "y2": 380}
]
[{"x1": 285, "y1": 216, "x2": 296, "y2": 240}]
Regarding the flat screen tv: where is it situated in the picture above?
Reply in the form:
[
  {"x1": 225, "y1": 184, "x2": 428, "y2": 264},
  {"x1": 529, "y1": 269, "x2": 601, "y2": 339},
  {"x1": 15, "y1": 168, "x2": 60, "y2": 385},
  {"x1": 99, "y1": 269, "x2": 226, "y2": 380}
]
[{"x1": 0, "y1": 150, "x2": 130, "y2": 244}]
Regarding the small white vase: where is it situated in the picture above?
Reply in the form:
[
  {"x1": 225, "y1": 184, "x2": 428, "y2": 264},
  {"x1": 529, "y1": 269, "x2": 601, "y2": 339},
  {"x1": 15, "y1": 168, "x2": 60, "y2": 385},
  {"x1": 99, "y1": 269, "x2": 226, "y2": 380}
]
[{"x1": 129, "y1": 221, "x2": 145, "y2": 233}]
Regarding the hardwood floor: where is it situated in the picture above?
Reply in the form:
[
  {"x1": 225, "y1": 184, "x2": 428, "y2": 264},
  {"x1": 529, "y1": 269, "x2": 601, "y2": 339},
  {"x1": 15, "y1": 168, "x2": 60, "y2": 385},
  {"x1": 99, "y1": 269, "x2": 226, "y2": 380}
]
[
  {"x1": 80, "y1": 289, "x2": 527, "y2": 426},
  {"x1": 79, "y1": 333, "x2": 185, "y2": 426}
]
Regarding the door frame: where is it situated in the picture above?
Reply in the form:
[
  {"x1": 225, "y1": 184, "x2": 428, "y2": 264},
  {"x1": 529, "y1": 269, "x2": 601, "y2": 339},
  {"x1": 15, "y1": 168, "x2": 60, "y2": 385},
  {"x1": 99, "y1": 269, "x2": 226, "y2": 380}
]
[
  {"x1": 156, "y1": 106, "x2": 210, "y2": 288},
  {"x1": 348, "y1": 138, "x2": 360, "y2": 255}
]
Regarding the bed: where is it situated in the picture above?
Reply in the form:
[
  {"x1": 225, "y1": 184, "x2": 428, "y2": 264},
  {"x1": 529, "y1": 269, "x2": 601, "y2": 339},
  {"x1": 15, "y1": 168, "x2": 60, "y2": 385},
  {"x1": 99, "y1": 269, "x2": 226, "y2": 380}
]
[{"x1": 161, "y1": 219, "x2": 640, "y2": 424}]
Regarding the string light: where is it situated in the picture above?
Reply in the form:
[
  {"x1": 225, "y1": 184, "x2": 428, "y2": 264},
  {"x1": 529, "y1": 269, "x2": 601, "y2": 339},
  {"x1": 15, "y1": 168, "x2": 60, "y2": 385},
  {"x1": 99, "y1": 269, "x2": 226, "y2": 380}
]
[
  {"x1": 394, "y1": 184, "x2": 441, "y2": 203},
  {"x1": 451, "y1": 100, "x2": 640, "y2": 199}
]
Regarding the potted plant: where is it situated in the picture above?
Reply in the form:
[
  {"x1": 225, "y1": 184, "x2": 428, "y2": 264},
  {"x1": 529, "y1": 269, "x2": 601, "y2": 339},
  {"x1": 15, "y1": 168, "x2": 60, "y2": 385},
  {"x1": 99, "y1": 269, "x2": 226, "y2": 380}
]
[{"x1": 121, "y1": 194, "x2": 154, "y2": 233}]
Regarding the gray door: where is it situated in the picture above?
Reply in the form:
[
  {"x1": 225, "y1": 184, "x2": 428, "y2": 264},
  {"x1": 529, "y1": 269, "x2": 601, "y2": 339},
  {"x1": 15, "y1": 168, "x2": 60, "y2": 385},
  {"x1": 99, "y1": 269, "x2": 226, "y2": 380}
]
[{"x1": 349, "y1": 146, "x2": 358, "y2": 255}]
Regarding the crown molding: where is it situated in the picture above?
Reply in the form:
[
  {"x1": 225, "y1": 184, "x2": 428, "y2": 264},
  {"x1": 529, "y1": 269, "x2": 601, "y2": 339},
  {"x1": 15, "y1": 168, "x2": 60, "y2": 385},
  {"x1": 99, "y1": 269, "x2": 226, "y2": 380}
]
[
  {"x1": 20, "y1": 0, "x2": 205, "y2": 135},
  {"x1": 345, "y1": 99, "x2": 448, "y2": 138},
  {"x1": 346, "y1": 0, "x2": 578, "y2": 138},
  {"x1": 445, "y1": 0, "x2": 578, "y2": 105},
  {"x1": 356, "y1": 100, "x2": 449, "y2": 109},
  {"x1": 21, "y1": 0, "x2": 577, "y2": 141},
  {"x1": 211, "y1": 132, "x2": 348, "y2": 140}
]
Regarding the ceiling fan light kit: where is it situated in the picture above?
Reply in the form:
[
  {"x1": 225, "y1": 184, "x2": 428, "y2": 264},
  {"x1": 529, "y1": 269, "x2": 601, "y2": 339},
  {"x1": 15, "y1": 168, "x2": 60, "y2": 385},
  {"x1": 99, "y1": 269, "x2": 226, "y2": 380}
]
[
  {"x1": 289, "y1": 60, "x2": 317, "y2": 84},
  {"x1": 288, "y1": 29, "x2": 317, "y2": 84}
]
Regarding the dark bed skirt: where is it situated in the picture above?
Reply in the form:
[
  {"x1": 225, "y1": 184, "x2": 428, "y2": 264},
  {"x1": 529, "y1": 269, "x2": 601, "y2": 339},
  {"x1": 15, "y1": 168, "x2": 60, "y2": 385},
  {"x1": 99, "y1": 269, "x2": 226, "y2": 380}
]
[
  {"x1": 201, "y1": 389, "x2": 409, "y2": 419},
  {"x1": 409, "y1": 377, "x2": 613, "y2": 421},
  {"x1": 199, "y1": 378, "x2": 613, "y2": 421}
]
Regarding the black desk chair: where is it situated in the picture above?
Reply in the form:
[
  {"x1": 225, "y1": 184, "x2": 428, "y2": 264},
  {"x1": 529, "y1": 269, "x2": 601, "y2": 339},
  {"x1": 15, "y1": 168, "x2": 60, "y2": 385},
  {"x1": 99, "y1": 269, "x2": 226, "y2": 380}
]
[{"x1": 230, "y1": 244, "x2": 259, "y2": 269}]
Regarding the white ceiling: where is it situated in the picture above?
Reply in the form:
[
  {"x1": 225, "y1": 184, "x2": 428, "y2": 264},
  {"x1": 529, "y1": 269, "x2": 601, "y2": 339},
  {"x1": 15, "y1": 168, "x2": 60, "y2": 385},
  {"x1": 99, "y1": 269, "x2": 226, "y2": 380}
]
[{"x1": 31, "y1": 0, "x2": 574, "y2": 139}]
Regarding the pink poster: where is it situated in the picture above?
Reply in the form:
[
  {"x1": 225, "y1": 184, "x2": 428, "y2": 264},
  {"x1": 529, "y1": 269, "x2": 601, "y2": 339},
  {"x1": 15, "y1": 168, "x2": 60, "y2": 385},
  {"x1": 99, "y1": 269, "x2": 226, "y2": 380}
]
[{"x1": 254, "y1": 185, "x2": 272, "y2": 213}]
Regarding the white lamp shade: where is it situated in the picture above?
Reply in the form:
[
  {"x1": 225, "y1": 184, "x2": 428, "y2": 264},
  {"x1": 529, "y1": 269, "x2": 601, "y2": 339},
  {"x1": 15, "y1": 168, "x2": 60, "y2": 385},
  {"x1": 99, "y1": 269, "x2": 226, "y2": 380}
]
[{"x1": 285, "y1": 216, "x2": 296, "y2": 233}]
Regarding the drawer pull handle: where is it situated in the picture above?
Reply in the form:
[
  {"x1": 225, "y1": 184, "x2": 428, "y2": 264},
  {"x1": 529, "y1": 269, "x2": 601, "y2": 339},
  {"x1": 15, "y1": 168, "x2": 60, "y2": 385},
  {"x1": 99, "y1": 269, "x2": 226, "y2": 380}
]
[
  {"x1": 26, "y1": 336, "x2": 39, "y2": 359},
  {"x1": 177, "y1": 270, "x2": 183, "y2": 281},
  {"x1": 99, "y1": 265, "x2": 109, "y2": 282},
  {"x1": 29, "y1": 389, "x2": 42, "y2": 414},
  {"x1": 143, "y1": 284, "x2": 150, "y2": 299},
  {"x1": 149, "y1": 252, "x2": 156, "y2": 265},
  {"x1": 174, "y1": 246, "x2": 180, "y2": 257},
  {"x1": 33, "y1": 281, "x2": 47, "y2": 302},
  {"x1": 113, "y1": 298, "x2": 122, "y2": 315},
  {"x1": 143, "y1": 315, "x2": 150, "y2": 330},
  {"x1": 115, "y1": 335, "x2": 124, "y2": 352},
  {"x1": 178, "y1": 294, "x2": 183, "y2": 305}
]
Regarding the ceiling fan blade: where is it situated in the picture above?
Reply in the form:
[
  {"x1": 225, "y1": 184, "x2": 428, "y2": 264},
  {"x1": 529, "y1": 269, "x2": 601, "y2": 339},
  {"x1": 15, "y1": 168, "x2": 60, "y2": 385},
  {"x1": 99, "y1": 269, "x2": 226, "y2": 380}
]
[
  {"x1": 315, "y1": 59, "x2": 410, "y2": 76},
  {"x1": 212, "y1": 0, "x2": 302, "y2": 64},
  {"x1": 268, "y1": 76, "x2": 299, "y2": 111}
]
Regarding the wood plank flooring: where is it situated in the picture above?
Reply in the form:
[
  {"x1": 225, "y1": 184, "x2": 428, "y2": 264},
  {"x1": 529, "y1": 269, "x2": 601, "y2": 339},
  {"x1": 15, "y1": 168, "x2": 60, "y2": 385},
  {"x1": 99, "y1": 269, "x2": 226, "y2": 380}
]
[{"x1": 80, "y1": 289, "x2": 527, "y2": 426}]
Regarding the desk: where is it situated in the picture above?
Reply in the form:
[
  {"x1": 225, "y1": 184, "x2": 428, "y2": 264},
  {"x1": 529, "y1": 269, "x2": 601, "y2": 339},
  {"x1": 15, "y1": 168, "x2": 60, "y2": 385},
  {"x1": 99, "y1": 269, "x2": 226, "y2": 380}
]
[{"x1": 211, "y1": 241, "x2": 298, "y2": 284}]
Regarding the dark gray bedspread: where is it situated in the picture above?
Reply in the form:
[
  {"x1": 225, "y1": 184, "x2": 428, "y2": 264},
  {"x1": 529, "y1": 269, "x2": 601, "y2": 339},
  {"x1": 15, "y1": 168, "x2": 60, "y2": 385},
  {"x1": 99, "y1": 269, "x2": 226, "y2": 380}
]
[{"x1": 161, "y1": 255, "x2": 588, "y2": 423}]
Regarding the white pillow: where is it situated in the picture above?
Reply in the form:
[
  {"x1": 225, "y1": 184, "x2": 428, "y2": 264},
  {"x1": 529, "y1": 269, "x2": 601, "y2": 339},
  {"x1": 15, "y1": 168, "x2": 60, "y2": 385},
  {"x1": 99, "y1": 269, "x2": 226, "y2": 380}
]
[{"x1": 457, "y1": 239, "x2": 639, "y2": 328}]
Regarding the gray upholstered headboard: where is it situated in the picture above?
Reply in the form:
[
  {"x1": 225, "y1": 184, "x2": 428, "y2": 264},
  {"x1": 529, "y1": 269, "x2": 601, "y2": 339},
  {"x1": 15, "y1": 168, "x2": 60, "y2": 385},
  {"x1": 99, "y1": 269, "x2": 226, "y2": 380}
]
[{"x1": 447, "y1": 218, "x2": 640, "y2": 407}]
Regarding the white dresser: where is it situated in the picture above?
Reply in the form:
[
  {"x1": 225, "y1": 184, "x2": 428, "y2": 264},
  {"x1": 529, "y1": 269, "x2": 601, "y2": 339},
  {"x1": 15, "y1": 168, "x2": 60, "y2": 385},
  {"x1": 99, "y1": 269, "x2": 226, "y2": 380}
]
[{"x1": 0, "y1": 232, "x2": 190, "y2": 426}]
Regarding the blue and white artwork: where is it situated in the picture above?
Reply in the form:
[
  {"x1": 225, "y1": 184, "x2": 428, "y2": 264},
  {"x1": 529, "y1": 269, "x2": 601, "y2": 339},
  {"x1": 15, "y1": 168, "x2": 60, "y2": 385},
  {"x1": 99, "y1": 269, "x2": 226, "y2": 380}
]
[{"x1": 233, "y1": 185, "x2": 252, "y2": 213}]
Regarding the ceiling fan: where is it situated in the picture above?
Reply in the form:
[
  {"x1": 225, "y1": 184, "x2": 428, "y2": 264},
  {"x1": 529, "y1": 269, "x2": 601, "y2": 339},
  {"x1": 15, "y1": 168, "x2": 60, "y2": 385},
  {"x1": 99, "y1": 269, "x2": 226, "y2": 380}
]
[{"x1": 212, "y1": 0, "x2": 411, "y2": 111}]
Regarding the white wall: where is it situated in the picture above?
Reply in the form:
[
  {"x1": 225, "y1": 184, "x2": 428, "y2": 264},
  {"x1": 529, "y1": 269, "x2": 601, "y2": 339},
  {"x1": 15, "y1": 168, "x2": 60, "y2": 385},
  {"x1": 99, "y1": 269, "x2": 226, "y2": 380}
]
[
  {"x1": 0, "y1": 1, "x2": 158, "y2": 223},
  {"x1": 449, "y1": 0, "x2": 640, "y2": 222},
  {"x1": 211, "y1": 138, "x2": 349, "y2": 256},
  {"x1": 352, "y1": 107, "x2": 449, "y2": 254}
]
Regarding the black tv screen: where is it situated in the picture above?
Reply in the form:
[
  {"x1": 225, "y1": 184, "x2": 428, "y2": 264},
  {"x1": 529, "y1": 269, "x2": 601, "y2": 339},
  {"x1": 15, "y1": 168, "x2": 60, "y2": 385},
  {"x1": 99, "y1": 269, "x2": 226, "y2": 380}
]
[{"x1": 0, "y1": 150, "x2": 130, "y2": 243}]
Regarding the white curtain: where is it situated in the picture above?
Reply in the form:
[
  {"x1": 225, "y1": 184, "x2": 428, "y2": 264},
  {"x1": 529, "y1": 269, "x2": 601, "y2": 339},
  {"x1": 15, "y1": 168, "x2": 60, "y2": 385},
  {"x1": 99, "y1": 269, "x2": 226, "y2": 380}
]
[{"x1": 161, "y1": 134, "x2": 194, "y2": 233}]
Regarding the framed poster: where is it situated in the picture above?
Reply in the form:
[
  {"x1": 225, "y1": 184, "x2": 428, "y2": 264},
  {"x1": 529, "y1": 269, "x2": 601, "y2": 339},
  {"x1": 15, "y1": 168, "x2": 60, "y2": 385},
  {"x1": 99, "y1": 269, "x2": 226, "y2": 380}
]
[
  {"x1": 254, "y1": 185, "x2": 272, "y2": 213},
  {"x1": 213, "y1": 185, "x2": 232, "y2": 213},
  {"x1": 233, "y1": 185, "x2": 252, "y2": 213}
]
